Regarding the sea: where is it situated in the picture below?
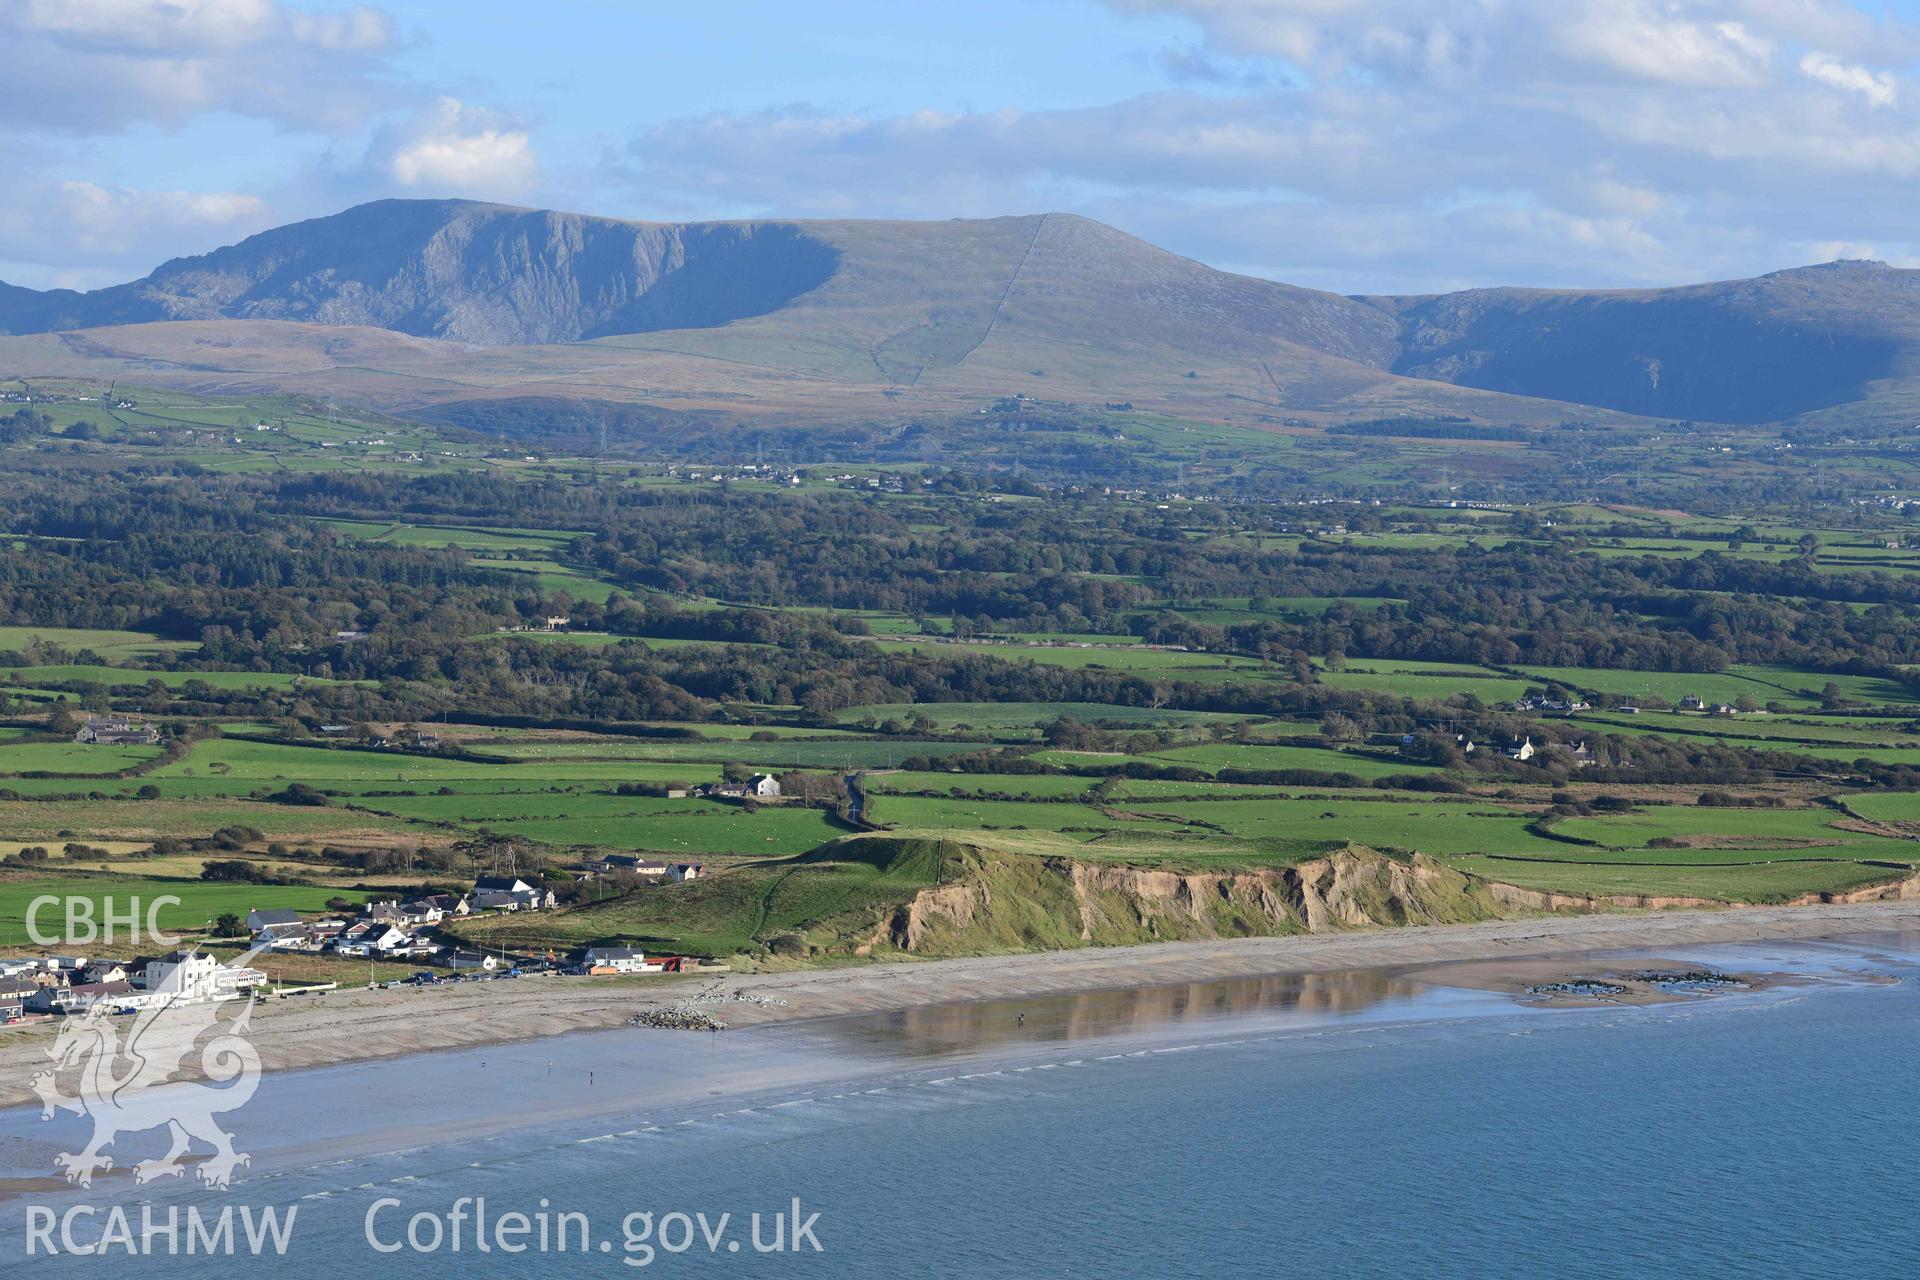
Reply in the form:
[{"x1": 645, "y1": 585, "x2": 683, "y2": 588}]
[{"x1": 2, "y1": 933, "x2": 1919, "y2": 1278}]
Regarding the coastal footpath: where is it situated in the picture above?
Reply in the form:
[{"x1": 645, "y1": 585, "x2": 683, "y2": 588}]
[{"x1": 1, "y1": 901, "x2": 1917, "y2": 1107}]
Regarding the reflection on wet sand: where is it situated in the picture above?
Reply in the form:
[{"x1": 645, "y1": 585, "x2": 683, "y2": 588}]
[{"x1": 827, "y1": 968, "x2": 1428, "y2": 1057}]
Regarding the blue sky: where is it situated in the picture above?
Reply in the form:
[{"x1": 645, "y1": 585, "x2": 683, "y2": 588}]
[{"x1": 7, "y1": 1, "x2": 1920, "y2": 295}]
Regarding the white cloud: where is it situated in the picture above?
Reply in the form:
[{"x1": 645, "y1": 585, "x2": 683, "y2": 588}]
[
  {"x1": 606, "y1": 0, "x2": 1920, "y2": 291},
  {"x1": 0, "y1": 3, "x2": 541, "y2": 282},
  {"x1": 379, "y1": 98, "x2": 538, "y2": 196},
  {"x1": 0, "y1": 0, "x2": 403, "y2": 132},
  {"x1": 0, "y1": 178, "x2": 272, "y2": 285},
  {"x1": 1555, "y1": 10, "x2": 1774, "y2": 87},
  {"x1": 1800, "y1": 51, "x2": 1897, "y2": 107}
]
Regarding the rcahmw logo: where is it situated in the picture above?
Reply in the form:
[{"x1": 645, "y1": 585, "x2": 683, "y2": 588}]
[
  {"x1": 30, "y1": 940, "x2": 270, "y2": 1188},
  {"x1": 26, "y1": 894, "x2": 182, "y2": 947},
  {"x1": 26, "y1": 1204, "x2": 297, "y2": 1258}
]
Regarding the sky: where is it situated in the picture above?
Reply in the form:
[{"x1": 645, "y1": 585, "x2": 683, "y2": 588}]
[{"x1": 6, "y1": 0, "x2": 1920, "y2": 295}]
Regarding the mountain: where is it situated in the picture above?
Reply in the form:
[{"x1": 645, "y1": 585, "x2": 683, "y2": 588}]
[
  {"x1": 0, "y1": 199, "x2": 1395, "y2": 360},
  {"x1": 4, "y1": 199, "x2": 1552, "y2": 428},
  {"x1": 6, "y1": 198, "x2": 1909, "y2": 429},
  {"x1": 1363, "y1": 259, "x2": 1920, "y2": 423}
]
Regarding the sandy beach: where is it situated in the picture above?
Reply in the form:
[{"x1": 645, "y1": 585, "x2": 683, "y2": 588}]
[{"x1": 2, "y1": 901, "x2": 1917, "y2": 1107}]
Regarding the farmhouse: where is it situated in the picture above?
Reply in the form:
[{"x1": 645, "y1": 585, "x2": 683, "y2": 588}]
[
  {"x1": 1507, "y1": 737, "x2": 1536, "y2": 762},
  {"x1": 667, "y1": 861, "x2": 704, "y2": 882},
  {"x1": 598, "y1": 854, "x2": 669, "y2": 876},
  {"x1": 701, "y1": 774, "x2": 782, "y2": 800},
  {"x1": 74, "y1": 716, "x2": 161, "y2": 746}
]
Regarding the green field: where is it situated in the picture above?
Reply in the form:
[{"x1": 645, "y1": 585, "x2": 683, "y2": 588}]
[
  {"x1": 0, "y1": 627, "x2": 191, "y2": 660},
  {"x1": 0, "y1": 875, "x2": 350, "y2": 947},
  {"x1": 0, "y1": 740, "x2": 162, "y2": 775}
]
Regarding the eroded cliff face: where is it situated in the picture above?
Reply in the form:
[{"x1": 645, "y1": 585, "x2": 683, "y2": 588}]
[
  {"x1": 1483, "y1": 870, "x2": 1920, "y2": 914},
  {"x1": 876, "y1": 846, "x2": 1503, "y2": 955}
]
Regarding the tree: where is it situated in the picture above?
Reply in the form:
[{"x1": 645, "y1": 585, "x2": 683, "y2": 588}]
[
  {"x1": 1319, "y1": 712, "x2": 1361, "y2": 743},
  {"x1": 215, "y1": 912, "x2": 244, "y2": 937}
]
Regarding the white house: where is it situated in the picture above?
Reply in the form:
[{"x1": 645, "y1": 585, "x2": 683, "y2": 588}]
[
  {"x1": 747, "y1": 773, "x2": 781, "y2": 797},
  {"x1": 602, "y1": 855, "x2": 669, "y2": 878},
  {"x1": 138, "y1": 950, "x2": 266, "y2": 1002},
  {"x1": 472, "y1": 876, "x2": 555, "y2": 911},
  {"x1": 400, "y1": 893, "x2": 469, "y2": 922},
  {"x1": 667, "y1": 862, "x2": 704, "y2": 882},
  {"x1": 1508, "y1": 737, "x2": 1536, "y2": 762},
  {"x1": 582, "y1": 947, "x2": 659, "y2": 975},
  {"x1": 247, "y1": 908, "x2": 304, "y2": 940},
  {"x1": 331, "y1": 922, "x2": 414, "y2": 956}
]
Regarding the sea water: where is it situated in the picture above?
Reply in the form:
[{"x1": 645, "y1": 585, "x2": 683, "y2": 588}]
[{"x1": 3, "y1": 935, "x2": 1918, "y2": 1277}]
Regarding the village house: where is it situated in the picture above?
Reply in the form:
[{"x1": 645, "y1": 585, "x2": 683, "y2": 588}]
[
  {"x1": 0, "y1": 980, "x2": 34, "y2": 1022},
  {"x1": 247, "y1": 907, "x2": 305, "y2": 941},
  {"x1": 446, "y1": 951, "x2": 500, "y2": 973},
  {"x1": 1507, "y1": 737, "x2": 1536, "y2": 762},
  {"x1": 74, "y1": 716, "x2": 161, "y2": 746},
  {"x1": 28, "y1": 981, "x2": 154, "y2": 1015},
  {"x1": 581, "y1": 946, "x2": 659, "y2": 975},
  {"x1": 0, "y1": 958, "x2": 71, "y2": 989},
  {"x1": 331, "y1": 921, "x2": 417, "y2": 956},
  {"x1": 667, "y1": 861, "x2": 704, "y2": 882},
  {"x1": 1680, "y1": 694, "x2": 1706, "y2": 711},
  {"x1": 600, "y1": 855, "x2": 670, "y2": 877},
  {"x1": 471, "y1": 875, "x2": 556, "y2": 912},
  {"x1": 397, "y1": 893, "x2": 468, "y2": 924}
]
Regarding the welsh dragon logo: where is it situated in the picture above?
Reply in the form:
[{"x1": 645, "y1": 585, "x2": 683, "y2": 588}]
[{"x1": 28, "y1": 944, "x2": 266, "y2": 1189}]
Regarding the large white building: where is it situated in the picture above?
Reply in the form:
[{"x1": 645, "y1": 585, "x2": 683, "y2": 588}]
[{"x1": 138, "y1": 950, "x2": 266, "y2": 1002}]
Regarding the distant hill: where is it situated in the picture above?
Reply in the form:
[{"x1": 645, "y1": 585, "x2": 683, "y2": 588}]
[
  {"x1": 6, "y1": 198, "x2": 1914, "y2": 427},
  {"x1": 1363, "y1": 260, "x2": 1920, "y2": 423}
]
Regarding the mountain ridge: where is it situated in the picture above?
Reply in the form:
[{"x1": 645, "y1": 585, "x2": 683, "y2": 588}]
[{"x1": 3, "y1": 198, "x2": 1917, "y2": 426}]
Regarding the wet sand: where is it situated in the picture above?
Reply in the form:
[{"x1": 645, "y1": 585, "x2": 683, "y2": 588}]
[{"x1": 1, "y1": 900, "x2": 1917, "y2": 1106}]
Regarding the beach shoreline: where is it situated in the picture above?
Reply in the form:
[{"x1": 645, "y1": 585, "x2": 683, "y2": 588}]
[{"x1": 2, "y1": 901, "x2": 1917, "y2": 1107}]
